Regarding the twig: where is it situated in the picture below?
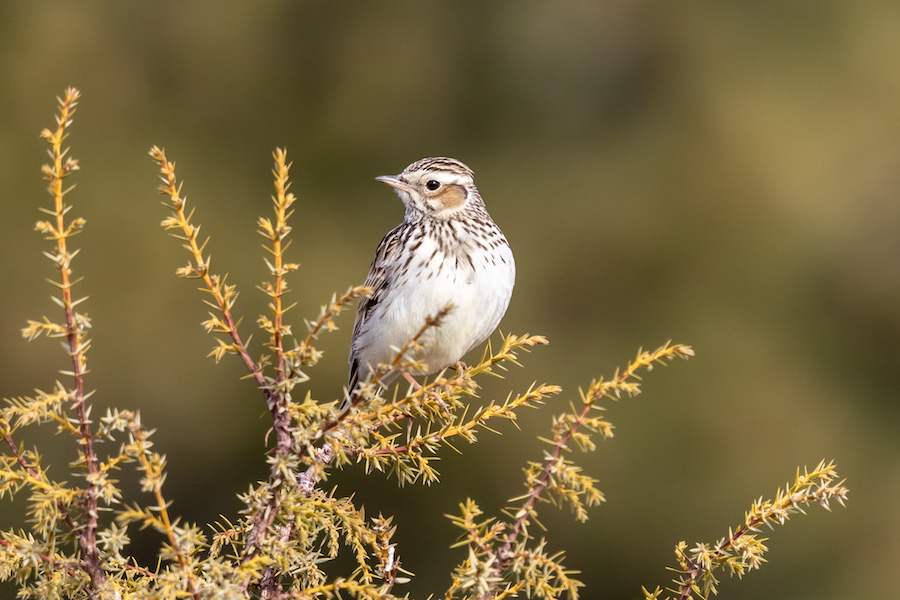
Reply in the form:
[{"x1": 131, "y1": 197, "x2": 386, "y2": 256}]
[
  {"x1": 150, "y1": 146, "x2": 291, "y2": 590},
  {"x1": 127, "y1": 422, "x2": 200, "y2": 599},
  {"x1": 3, "y1": 432, "x2": 78, "y2": 532},
  {"x1": 0, "y1": 536, "x2": 83, "y2": 577},
  {"x1": 485, "y1": 343, "x2": 694, "y2": 599},
  {"x1": 669, "y1": 460, "x2": 848, "y2": 600},
  {"x1": 324, "y1": 305, "x2": 454, "y2": 433},
  {"x1": 150, "y1": 146, "x2": 271, "y2": 398},
  {"x1": 38, "y1": 87, "x2": 107, "y2": 590}
]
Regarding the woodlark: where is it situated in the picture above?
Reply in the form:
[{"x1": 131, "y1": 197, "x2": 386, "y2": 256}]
[{"x1": 347, "y1": 157, "x2": 515, "y2": 403}]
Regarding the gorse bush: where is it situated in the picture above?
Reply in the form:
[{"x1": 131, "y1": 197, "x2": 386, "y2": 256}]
[{"x1": 0, "y1": 88, "x2": 848, "y2": 600}]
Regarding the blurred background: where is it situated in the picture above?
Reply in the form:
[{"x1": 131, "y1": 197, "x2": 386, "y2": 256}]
[{"x1": 0, "y1": 1, "x2": 897, "y2": 598}]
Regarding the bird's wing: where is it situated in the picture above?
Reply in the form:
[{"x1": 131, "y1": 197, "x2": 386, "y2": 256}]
[{"x1": 347, "y1": 224, "x2": 407, "y2": 395}]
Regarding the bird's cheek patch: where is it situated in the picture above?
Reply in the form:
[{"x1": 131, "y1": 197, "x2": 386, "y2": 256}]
[{"x1": 436, "y1": 184, "x2": 468, "y2": 211}]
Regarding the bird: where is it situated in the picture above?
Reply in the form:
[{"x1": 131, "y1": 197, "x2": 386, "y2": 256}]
[{"x1": 346, "y1": 157, "x2": 515, "y2": 406}]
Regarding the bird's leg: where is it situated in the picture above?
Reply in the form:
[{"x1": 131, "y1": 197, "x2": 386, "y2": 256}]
[
  {"x1": 398, "y1": 372, "x2": 421, "y2": 439},
  {"x1": 401, "y1": 371, "x2": 421, "y2": 390},
  {"x1": 401, "y1": 370, "x2": 448, "y2": 415}
]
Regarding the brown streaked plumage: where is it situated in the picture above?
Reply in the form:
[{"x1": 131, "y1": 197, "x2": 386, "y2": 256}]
[{"x1": 347, "y1": 157, "x2": 515, "y2": 404}]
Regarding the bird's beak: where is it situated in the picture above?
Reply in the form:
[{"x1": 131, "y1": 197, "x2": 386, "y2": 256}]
[{"x1": 375, "y1": 175, "x2": 415, "y2": 194}]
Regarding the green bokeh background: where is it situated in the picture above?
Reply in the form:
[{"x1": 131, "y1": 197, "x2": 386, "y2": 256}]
[{"x1": 1, "y1": 2, "x2": 897, "y2": 598}]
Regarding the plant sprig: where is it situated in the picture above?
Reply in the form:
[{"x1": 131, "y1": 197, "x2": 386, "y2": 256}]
[
  {"x1": 23, "y1": 87, "x2": 110, "y2": 591},
  {"x1": 446, "y1": 342, "x2": 694, "y2": 600},
  {"x1": 645, "y1": 460, "x2": 849, "y2": 600}
]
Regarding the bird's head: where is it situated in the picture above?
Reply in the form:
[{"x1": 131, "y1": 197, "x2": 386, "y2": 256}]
[{"x1": 376, "y1": 157, "x2": 482, "y2": 220}]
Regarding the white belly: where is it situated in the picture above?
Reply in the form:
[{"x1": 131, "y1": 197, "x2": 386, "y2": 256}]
[{"x1": 359, "y1": 237, "x2": 515, "y2": 374}]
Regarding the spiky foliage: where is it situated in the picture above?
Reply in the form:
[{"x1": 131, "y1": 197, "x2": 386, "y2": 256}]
[
  {"x1": 0, "y1": 89, "x2": 847, "y2": 600},
  {"x1": 443, "y1": 344, "x2": 694, "y2": 600},
  {"x1": 643, "y1": 460, "x2": 849, "y2": 600}
]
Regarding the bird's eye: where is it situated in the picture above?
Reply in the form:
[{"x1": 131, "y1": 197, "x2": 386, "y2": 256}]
[{"x1": 425, "y1": 180, "x2": 441, "y2": 191}]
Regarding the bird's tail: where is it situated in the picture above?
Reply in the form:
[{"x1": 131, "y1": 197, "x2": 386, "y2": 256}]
[{"x1": 340, "y1": 358, "x2": 364, "y2": 412}]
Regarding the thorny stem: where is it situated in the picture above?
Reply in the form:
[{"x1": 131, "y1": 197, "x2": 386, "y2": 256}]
[
  {"x1": 323, "y1": 305, "x2": 454, "y2": 435},
  {"x1": 253, "y1": 459, "x2": 290, "y2": 594},
  {"x1": 261, "y1": 153, "x2": 298, "y2": 596},
  {"x1": 151, "y1": 146, "x2": 290, "y2": 590},
  {"x1": 298, "y1": 286, "x2": 372, "y2": 363},
  {"x1": 673, "y1": 461, "x2": 846, "y2": 600},
  {"x1": 675, "y1": 525, "x2": 761, "y2": 600},
  {"x1": 0, "y1": 537, "x2": 82, "y2": 577},
  {"x1": 3, "y1": 432, "x2": 79, "y2": 532},
  {"x1": 494, "y1": 401, "x2": 592, "y2": 568},
  {"x1": 350, "y1": 335, "x2": 552, "y2": 456},
  {"x1": 485, "y1": 344, "x2": 693, "y2": 600},
  {"x1": 284, "y1": 309, "x2": 456, "y2": 557},
  {"x1": 0, "y1": 531, "x2": 157, "y2": 582},
  {"x1": 248, "y1": 150, "x2": 324, "y2": 598},
  {"x1": 362, "y1": 383, "x2": 556, "y2": 457},
  {"x1": 151, "y1": 146, "x2": 270, "y2": 397},
  {"x1": 286, "y1": 308, "x2": 457, "y2": 574},
  {"x1": 678, "y1": 563, "x2": 701, "y2": 600},
  {"x1": 129, "y1": 424, "x2": 200, "y2": 599},
  {"x1": 40, "y1": 88, "x2": 107, "y2": 590},
  {"x1": 256, "y1": 285, "x2": 368, "y2": 596},
  {"x1": 285, "y1": 307, "x2": 451, "y2": 511},
  {"x1": 267, "y1": 148, "x2": 293, "y2": 383}
]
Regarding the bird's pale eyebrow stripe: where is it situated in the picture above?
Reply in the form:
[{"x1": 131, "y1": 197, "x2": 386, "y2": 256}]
[{"x1": 406, "y1": 157, "x2": 474, "y2": 178}]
